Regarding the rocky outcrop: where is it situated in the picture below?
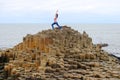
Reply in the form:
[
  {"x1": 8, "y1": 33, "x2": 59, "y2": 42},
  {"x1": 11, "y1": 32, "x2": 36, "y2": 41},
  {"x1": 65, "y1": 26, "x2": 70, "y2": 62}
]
[
  {"x1": 0, "y1": 26, "x2": 120, "y2": 80},
  {"x1": 97, "y1": 43, "x2": 108, "y2": 47}
]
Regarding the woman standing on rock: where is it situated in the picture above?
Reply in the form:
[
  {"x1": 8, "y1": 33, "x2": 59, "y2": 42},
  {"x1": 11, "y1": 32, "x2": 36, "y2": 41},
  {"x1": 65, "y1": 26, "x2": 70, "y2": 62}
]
[{"x1": 51, "y1": 10, "x2": 62, "y2": 30}]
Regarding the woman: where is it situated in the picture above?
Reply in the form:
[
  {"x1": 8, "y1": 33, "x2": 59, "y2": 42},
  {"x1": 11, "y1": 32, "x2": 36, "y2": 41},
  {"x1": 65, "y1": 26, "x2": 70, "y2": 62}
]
[{"x1": 51, "y1": 10, "x2": 62, "y2": 30}]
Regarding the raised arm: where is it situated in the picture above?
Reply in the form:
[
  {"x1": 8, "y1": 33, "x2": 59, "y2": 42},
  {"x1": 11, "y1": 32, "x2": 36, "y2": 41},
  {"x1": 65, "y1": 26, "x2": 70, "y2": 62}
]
[
  {"x1": 55, "y1": 10, "x2": 58, "y2": 18},
  {"x1": 56, "y1": 10, "x2": 58, "y2": 14}
]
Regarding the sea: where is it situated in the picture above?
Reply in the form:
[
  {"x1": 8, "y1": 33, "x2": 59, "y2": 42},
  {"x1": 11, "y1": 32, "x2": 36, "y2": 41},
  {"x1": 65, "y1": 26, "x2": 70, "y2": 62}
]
[{"x1": 0, "y1": 24, "x2": 120, "y2": 57}]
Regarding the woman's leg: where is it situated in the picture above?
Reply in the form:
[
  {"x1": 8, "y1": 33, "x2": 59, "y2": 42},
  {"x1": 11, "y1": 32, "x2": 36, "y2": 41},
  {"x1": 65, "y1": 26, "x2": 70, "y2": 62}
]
[
  {"x1": 51, "y1": 22, "x2": 55, "y2": 30},
  {"x1": 56, "y1": 22, "x2": 61, "y2": 29}
]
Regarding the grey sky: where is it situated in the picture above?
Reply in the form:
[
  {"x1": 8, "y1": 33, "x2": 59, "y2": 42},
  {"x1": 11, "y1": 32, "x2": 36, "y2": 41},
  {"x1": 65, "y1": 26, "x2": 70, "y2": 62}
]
[{"x1": 0, "y1": 0, "x2": 120, "y2": 23}]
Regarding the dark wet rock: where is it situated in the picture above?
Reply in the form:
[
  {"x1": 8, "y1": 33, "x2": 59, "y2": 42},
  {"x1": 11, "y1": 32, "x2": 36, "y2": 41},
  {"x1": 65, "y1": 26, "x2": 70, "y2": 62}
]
[{"x1": 97, "y1": 43, "x2": 108, "y2": 47}]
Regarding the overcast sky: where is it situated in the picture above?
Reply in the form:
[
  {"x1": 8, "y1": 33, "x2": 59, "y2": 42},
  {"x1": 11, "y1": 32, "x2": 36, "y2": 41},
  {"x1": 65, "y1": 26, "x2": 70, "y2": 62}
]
[{"x1": 0, "y1": 0, "x2": 120, "y2": 23}]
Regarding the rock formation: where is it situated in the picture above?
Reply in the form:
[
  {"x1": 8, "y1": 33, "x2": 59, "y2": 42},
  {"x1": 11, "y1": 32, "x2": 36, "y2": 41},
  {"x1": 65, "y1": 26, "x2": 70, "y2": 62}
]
[{"x1": 0, "y1": 26, "x2": 120, "y2": 80}]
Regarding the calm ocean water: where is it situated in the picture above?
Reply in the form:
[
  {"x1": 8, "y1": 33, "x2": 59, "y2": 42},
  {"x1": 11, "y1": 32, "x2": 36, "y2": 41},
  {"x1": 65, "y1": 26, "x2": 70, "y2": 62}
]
[{"x1": 0, "y1": 24, "x2": 120, "y2": 57}]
